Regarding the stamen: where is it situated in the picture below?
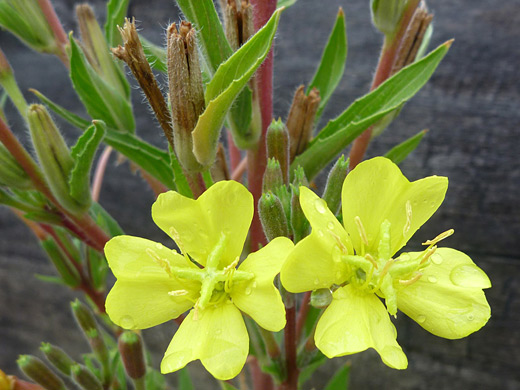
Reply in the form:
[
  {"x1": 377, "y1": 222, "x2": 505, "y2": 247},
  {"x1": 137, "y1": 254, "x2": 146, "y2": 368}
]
[
  {"x1": 365, "y1": 253, "x2": 378, "y2": 269},
  {"x1": 169, "y1": 227, "x2": 186, "y2": 253},
  {"x1": 354, "y1": 216, "x2": 369, "y2": 247},
  {"x1": 422, "y1": 229, "x2": 454, "y2": 246},
  {"x1": 224, "y1": 257, "x2": 239, "y2": 273},
  {"x1": 379, "y1": 258, "x2": 395, "y2": 279},
  {"x1": 420, "y1": 245, "x2": 437, "y2": 264},
  {"x1": 403, "y1": 200, "x2": 412, "y2": 236},
  {"x1": 329, "y1": 230, "x2": 349, "y2": 253},
  {"x1": 168, "y1": 289, "x2": 188, "y2": 296},
  {"x1": 399, "y1": 272, "x2": 422, "y2": 286},
  {"x1": 146, "y1": 248, "x2": 172, "y2": 276}
]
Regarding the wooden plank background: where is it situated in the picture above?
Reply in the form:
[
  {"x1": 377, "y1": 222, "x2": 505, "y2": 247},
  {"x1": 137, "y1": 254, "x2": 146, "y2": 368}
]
[{"x1": 1, "y1": 0, "x2": 518, "y2": 388}]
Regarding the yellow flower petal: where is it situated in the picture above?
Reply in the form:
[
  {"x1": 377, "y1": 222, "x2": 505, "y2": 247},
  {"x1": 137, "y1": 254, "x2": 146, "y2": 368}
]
[
  {"x1": 161, "y1": 302, "x2": 248, "y2": 380},
  {"x1": 232, "y1": 237, "x2": 293, "y2": 331},
  {"x1": 152, "y1": 181, "x2": 253, "y2": 267},
  {"x1": 106, "y1": 280, "x2": 197, "y2": 329},
  {"x1": 105, "y1": 235, "x2": 193, "y2": 280},
  {"x1": 342, "y1": 157, "x2": 448, "y2": 256},
  {"x1": 281, "y1": 231, "x2": 349, "y2": 293},
  {"x1": 315, "y1": 285, "x2": 408, "y2": 370},
  {"x1": 397, "y1": 248, "x2": 491, "y2": 339}
]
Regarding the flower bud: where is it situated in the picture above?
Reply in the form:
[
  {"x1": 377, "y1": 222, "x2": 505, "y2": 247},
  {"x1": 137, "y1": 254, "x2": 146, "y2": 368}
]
[
  {"x1": 76, "y1": 4, "x2": 127, "y2": 96},
  {"x1": 40, "y1": 343, "x2": 74, "y2": 376},
  {"x1": 71, "y1": 300, "x2": 109, "y2": 368},
  {"x1": 70, "y1": 365, "x2": 102, "y2": 390},
  {"x1": 259, "y1": 192, "x2": 289, "y2": 241},
  {"x1": 118, "y1": 332, "x2": 146, "y2": 380},
  {"x1": 290, "y1": 184, "x2": 309, "y2": 243},
  {"x1": 287, "y1": 85, "x2": 320, "y2": 162},
  {"x1": 322, "y1": 155, "x2": 349, "y2": 216},
  {"x1": 0, "y1": 143, "x2": 33, "y2": 189},
  {"x1": 266, "y1": 119, "x2": 289, "y2": 183},
  {"x1": 371, "y1": 0, "x2": 414, "y2": 38},
  {"x1": 263, "y1": 158, "x2": 284, "y2": 193},
  {"x1": 167, "y1": 21, "x2": 205, "y2": 173},
  {"x1": 27, "y1": 105, "x2": 87, "y2": 215},
  {"x1": 310, "y1": 288, "x2": 332, "y2": 308},
  {"x1": 291, "y1": 166, "x2": 309, "y2": 188},
  {"x1": 16, "y1": 355, "x2": 66, "y2": 390}
]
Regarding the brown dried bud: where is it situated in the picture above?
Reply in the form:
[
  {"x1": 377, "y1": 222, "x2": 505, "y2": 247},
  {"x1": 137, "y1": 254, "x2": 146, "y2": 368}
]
[
  {"x1": 222, "y1": 0, "x2": 254, "y2": 50},
  {"x1": 287, "y1": 85, "x2": 321, "y2": 162},
  {"x1": 113, "y1": 18, "x2": 173, "y2": 146},
  {"x1": 167, "y1": 21, "x2": 205, "y2": 173},
  {"x1": 392, "y1": 3, "x2": 433, "y2": 74}
]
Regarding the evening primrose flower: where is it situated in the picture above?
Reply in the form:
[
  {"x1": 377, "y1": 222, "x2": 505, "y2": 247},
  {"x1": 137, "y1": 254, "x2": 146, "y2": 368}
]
[
  {"x1": 280, "y1": 157, "x2": 491, "y2": 369},
  {"x1": 105, "y1": 181, "x2": 293, "y2": 380}
]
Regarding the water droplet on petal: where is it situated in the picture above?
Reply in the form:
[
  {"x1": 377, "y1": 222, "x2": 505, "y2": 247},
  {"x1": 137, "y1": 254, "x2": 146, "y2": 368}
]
[
  {"x1": 467, "y1": 313, "x2": 474, "y2": 321},
  {"x1": 431, "y1": 253, "x2": 443, "y2": 265},
  {"x1": 450, "y1": 264, "x2": 490, "y2": 288},
  {"x1": 327, "y1": 221, "x2": 335, "y2": 230},
  {"x1": 215, "y1": 328, "x2": 222, "y2": 335},
  {"x1": 427, "y1": 275, "x2": 438, "y2": 283},
  {"x1": 417, "y1": 315, "x2": 426, "y2": 323},
  {"x1": 120, "y1": 315, "x2": 135, "y2": 329},
  {"x1": 155, "y1": 243, "x2": 163, "y2": 250},
  {"x1": 252, "y1": 281, "x2": 257, "y2": 288},
  {"x1": 245, "y1": 287, "x2": 252, "y2": 295},
  {"x1": 314, "y1": 199, "x2": 327, "y2": 214},
  {"x1": 314, "y1": 279, "x2": 320, "y2": 286}
]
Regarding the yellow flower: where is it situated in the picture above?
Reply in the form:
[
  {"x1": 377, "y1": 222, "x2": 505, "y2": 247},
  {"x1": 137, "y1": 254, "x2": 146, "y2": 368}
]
[
  {"x1": 105, "y1": 181, "x2": 293, "y2": 380},
  {"x1": 280, "y1": 157, "x2": 491, "y2": 369}
]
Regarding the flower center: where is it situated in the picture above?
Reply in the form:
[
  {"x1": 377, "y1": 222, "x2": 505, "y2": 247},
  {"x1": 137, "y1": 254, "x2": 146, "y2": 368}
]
[{"x1": 340, "y1": 213, "x2": 454, "y2": 316}]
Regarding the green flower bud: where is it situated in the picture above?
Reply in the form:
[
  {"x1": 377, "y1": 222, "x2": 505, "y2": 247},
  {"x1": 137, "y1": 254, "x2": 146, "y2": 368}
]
[
  {"x1": 17, "y1": 355, "x2": 66, "y2": 390},
  {"x1": 0, "y1": 143, "x2": 33, "y2": 189},
  {"x1": 322, "y1": 155, "x2": 349, "y2": 216},
  {"x1": 27, "y1": 105, "x2": 87, "y2": 215},
  {"x1": 71, "y1": 364, "x2": 102, "y2": 390},
  {"x1": 371, "y1": 0, "x2": 414, "y2": 37},
  {"x1": 292, "y1": 165, "x2": 309, "y2": 188},
  {"x1": 167, "y1": 21, "x2": 205, "y2": 173},
  {"x1": 289, "y1": 184, "x2": 309, "y2": 243},
  {"x1": 310, "y1": 288, "x2": 332, "y2": 308},
  {"x1": 263, "y1": 158, "x2": 284, "y2": 193},
  {"x1": 118, "y1": 332, "x2": 146, "y2": 380},
  {"x1": 266, "y1": 119, "x2": 290, "y2": 183},
  {"x1": 40, "y1": 343, "x2": 74, "y2": 376},
  {"x1": 259, "y1": 192, "x2": 289, "y2": 241}
]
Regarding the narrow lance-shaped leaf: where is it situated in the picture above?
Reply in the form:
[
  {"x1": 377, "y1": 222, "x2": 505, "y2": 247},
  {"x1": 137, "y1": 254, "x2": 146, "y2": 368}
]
[
  {"x1": 31, "y1": 90, "x2": 175, "y2": 188},
  {"x1": 278, "y1": 0, "x2": 298, "y2": 7},
  {"x1": 192, "y1": 8, "x2": 284, "y2": 168},
  {"x1": 69, "y1": 33, "x2": 135, "y2": 133},
  {"x1": 178, "y1": 367, "x2": 194, "y2": 390},
  {"x1": 324, "y1": 363, "x2": 351, "y2": 390},
  {"x1": 105, "y1": 0, "x2": 130, "y2": 47},
  {"x1": 139, "y1": 35, "x2": 167, "y2": 73},
  {"x1": 68, "y1": 121, "x2": 106, "y2": 205},
  {"x1": 308, "y1": 7, "x2": 347, "y2": 120},
  {"x1": 292, "y1": 40, "x2": 452, "y2": 179},
  {"x1": 175, "y1": 0, "x2": 253, "y2": 149},
  {"x1": 384, "y1": 129, "x2": 427, "y2": 164}
]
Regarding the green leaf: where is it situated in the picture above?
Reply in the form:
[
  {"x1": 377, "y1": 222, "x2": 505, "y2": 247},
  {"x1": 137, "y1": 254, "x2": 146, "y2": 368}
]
[
  {"x1": 31, "y1": 89, "x2": 91, "y2": 129},
  {"x1": 298, "y1": 350, "x2": 328, "y2": 387},
  {"x1": 384, "y1": 129, "x2": 427, "y2": 164},
  {"x1": 68, "y1": 121, "x2": 105, "y2": 206},
  {"x1": 324, "y1": 363, "x2": 350, "y2": 390},
  {"x1": 278, "y1": 0, "x2": 298, "y2": 7},
  {"x1": 293, "y1": 40, "x2": 452, "y2": 179},
  {"x1": 90, "y1": 202, "x2": 124, "y2": 237},
  {"x1": 192, "y1": 8, "x2": 283, "y2": 167},
  {"x1": 140, "y1": 35, "x2": 167, "y2": 73},
  {"x1": 69, "y1": 34, "x2": 135, "y2": 133},
  {"x1": 308, "y1": 7, "x2": 347, "y2": 120},
  {"x1": 34, "y1": 274, "x2": 69, "y2": 286},
  {"x1": 169, "y1": 147, "x2": 193, "y2": 198},
  {"x1": 145, "y1": 369, "x2": 165, "y2": 390},
  {"x1": 219, "y1": 382, "x2": 239, "y2": 390},
  {"x1": 40, "y1": 238, "x2": 81, "y2": 287},
  {"x1": 175, "y1": 0, "x2": 232, "y2": 75},
  {"x1": 105, "y1": 0, "x2": 130, "y2": 47},
  {"x1": 178, "y1": 368, "x2": 194, "y2": 390}
]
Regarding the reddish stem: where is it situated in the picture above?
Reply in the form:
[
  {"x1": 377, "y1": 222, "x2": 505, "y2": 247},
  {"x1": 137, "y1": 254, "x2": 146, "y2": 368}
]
[
  {"x1": 247, "y1": 0, "x2": 277, "y2": 252},
  {"x1": 249, "y1": 356, "x2": 274, "y2": 390},
  {"x1": 36, "y1": 0, "x2": 69, "y2": 67},
  {"x1": 92, "y1": 146, "x2": 113, "y2": 202},
  {"x1": 295, "y1": 291, "x2": 311, "y2": 342},
  {"x1": 348, "y1": 1, "x2": 420, "y2": 170},
  {"x1": 227, "y1": 131, "x2": 242, "y2": 171},
  {"x1": 231, "y1": 156, "x2": 248, "y2": 182},
  {"x1": 279, "y1": 304, "x2": 298, "y2": 390}
]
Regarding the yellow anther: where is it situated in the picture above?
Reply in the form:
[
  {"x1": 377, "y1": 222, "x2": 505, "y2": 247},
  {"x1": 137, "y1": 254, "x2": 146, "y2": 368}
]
[
  {"x1": 379, "y1": 258, "x2": 395, "y2": 279},
  {"x1": 146, "y1": 248, "x2": 172, "y2": 276},
  {"x1": 422, "y1": 229, "x2": 454, "y2": 246},
  {"x1": 224, "y1": 257, "x2": 239, "y2": 274},
  {"x1": 168, "y1": 289, "x2": 189, "y2": 296},
  {"x1": 399, "y1": 272, "x2": 423, "y2": 286},
  {"x1": 329, "y1": 230, "x2": 349, "y2": 253},
  {"x1": 354, "y1": 216, "x2": 369, "y2": 247},
  {"x1": 420, "y1": 245, "x2": 437, "y2": 264},
  {"x1": 365, "y1": 253, "x2": 378, "y2": 269},
  {"x1": 169, "y1": 227, "x2": 186, "y2": 253},
  {"x1": 403, "y1": 200, "x2": 412, "y2": 236}
]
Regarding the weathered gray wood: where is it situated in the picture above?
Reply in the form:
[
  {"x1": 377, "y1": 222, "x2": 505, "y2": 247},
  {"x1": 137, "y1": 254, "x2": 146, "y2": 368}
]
[{"x1": 1, "y1": 0, "x2": 518, "y2": 388}]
